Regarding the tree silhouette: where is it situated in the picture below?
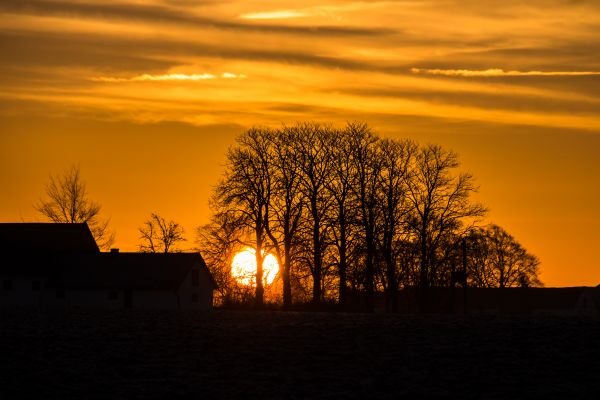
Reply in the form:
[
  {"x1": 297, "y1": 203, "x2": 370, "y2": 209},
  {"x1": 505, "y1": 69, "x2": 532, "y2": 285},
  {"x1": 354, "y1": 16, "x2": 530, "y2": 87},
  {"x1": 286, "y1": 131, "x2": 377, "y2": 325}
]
[
  {"x1": 405, "y1": 145, "x2": 487, "y2": 288},
  {"x1": 263, "y1": 127, "x2": 305, "y2": 307},
  {"x1": 35, "y1": 164, "x2": 115, "y2": 250},
  {"x1": 202, "y1": 121, "x2": 539, "y2": 309},
  {"x1": 467, "y1": 224, "x2": 542, "y2": 288},
  {"x1": 196, "y1": 211, "x2": 249, "y2": 304},
  {"x1": 376, "y1": 138, "x2": 417, "y2": 311},
  {"x1": 138, "y1": 213, "x2": 186, "y2": 253},
  {"x1": 215, "y1": 128, "x2": 273, "y2": 306},
  {"x1": 325, "y1": 128, "x2": 359, "y2": 307},
  {"x1": 347, "y1": 122, "x2": 381, "y2": 311},
  {"x1": 290, "y1": 122, "x2": 335, "y2": 304}
]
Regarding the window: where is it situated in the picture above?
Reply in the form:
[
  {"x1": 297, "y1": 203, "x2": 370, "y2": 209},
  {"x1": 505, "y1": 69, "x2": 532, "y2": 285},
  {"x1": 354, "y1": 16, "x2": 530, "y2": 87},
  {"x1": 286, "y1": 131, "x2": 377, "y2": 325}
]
[
  {"x1": 191, "y1": 293, "x2": 198, "y2": 303},
  {"x1": 56, "y1": 289, "x2": 65, "y2": 299},
  {"x1": 32, "y1": 281, "x2": 41, "y2": 291},
  {"x1": 3, "y1": 279, "x2": 12, "y2": 291},
  {"x1": 108, "y1": 290, "x2": 119, "y2": 300},
  {"x1": 192, "y1": 269, "x2": 199, "y2": 287}
]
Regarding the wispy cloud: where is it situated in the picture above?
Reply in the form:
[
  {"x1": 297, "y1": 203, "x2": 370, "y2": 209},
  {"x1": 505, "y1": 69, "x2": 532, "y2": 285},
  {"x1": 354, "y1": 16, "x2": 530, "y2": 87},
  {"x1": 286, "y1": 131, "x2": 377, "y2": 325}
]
[
  {"x1": 241, "y1": 10, "x2": 308, "y2": 20},
  {"x1": 91, "y1": 73, "x2": 246, "y2": 82},
  {"x1": 411, "y1": 68, "x2": 600, "y2": 77},
  {"x1": 0, "y1": 0, "x2": 391, "y2": 37}
]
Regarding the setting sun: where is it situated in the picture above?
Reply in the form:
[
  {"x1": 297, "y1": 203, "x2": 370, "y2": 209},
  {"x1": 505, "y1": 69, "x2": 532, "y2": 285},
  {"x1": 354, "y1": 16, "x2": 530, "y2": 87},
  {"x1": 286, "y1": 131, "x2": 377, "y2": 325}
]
[{"x1": 231, "y1": 249, "x2": 279, "y2": 286}]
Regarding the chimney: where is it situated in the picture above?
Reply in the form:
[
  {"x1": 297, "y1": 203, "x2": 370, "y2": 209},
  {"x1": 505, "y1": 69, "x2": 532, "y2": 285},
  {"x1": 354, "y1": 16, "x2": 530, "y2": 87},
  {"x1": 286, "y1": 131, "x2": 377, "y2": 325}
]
[{"x1": 110, "y1": 248, "x2": 119, "y2": 254}]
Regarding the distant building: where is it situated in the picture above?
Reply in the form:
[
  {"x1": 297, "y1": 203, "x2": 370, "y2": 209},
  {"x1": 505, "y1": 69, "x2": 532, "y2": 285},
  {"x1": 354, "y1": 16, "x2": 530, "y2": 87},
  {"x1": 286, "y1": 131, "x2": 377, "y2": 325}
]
[{"x1": 0, "y1": 223, "x2": 216, "y2": 310}]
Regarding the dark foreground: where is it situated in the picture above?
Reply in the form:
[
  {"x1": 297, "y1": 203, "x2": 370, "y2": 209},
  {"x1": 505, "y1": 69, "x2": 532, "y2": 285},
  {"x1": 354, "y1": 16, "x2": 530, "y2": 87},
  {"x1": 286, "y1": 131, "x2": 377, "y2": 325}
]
[{"x1": 1, "y1": 310, "x2": 599, "y2": 399}]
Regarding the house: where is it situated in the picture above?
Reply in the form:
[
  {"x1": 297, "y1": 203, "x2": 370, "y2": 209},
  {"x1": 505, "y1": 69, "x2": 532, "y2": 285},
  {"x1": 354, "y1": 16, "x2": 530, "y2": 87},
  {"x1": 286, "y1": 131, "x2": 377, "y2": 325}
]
[{"x1": 0, "y1": 223, "x2": 216, "y2": 310}]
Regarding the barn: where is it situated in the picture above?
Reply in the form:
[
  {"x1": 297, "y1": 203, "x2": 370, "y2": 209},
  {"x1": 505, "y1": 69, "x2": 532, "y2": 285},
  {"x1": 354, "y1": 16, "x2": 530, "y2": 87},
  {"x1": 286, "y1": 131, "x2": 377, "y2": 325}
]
[{"x1": 0, "y1": 223, "x2": 216, "y2": 310}]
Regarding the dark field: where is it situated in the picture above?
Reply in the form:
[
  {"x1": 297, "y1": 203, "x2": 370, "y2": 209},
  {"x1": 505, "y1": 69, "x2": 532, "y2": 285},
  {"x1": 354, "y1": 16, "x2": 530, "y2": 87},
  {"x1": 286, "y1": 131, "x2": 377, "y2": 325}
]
[{"x1": 1, "y1": 310, "x2": 599, "y2": 399}]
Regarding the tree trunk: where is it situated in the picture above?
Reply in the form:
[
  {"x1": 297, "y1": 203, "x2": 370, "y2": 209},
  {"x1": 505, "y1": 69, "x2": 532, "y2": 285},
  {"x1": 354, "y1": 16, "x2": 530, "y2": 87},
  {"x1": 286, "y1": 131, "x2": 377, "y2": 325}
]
[
  {"x1": 364, "y1": 207, "x2": 375, "y2": 312},
  {"x1": 255, "y1": 219, "x2": 264, "y2": 307},
  {"x1": 283, "y1": 237, "x2": 292, "y2": 308},
  {"x1": 385, "y1": 249, "x2": 396, "y2": 312},
  {"x1": 311, "y1": 195, "x2": 322, "y2": 304}
]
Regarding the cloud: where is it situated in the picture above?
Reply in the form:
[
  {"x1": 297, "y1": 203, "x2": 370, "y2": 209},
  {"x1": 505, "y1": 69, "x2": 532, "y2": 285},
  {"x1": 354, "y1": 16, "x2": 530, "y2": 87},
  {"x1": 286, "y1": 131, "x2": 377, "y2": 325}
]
[
  {"x1": 411, "y1": 68, "x2": 600, "y2": 77},
  {"x1": 241, "y1": 10, "x2": 308, "y2": 20},
  {"x1": 91, "y1": 73, "x2": 246, "y2": 82},
  {"x1": 0, "y1": 0, "x2": 393, "y2": 37},
  {"x1": 336, "y1": 86, "x2": 600, "y2": 114}
]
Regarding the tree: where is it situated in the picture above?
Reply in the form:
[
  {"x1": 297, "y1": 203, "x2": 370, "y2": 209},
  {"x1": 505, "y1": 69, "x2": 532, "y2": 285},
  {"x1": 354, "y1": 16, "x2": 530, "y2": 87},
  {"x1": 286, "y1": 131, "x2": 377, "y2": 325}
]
[
  {"x1": 376, "y1": 138, "x2": 417, "y2": 310},
  {"x1": 347, "y1": 122, "x2": 382, "y2": 311},
  {"x1": 405, "y1": 144, "x2": 486, "y2": 288},
  {"x1": 196, "y1": 211, "x2": 248, "y2": 304},
  {"x1": 264, "y1": 127, "x2": 305, "y2": 307},
  {"x1": 215, "y1": 128, "x2": 273, "y2": 306},
  {"x1": 291, "y1": 122, "x2": 335, "y2": 303},
  {"x1": 138, "y1": 213, "x2": 186, "y2": 253},
  {"x1": 35, "y1": 164, "x2": 115, "y2": 250},
  {"x1": 324, "y1": 128, "x2": 359, "y2": 307},
  {"x1": 467, "y1": 224, "x2": 542, "y2": 288}
]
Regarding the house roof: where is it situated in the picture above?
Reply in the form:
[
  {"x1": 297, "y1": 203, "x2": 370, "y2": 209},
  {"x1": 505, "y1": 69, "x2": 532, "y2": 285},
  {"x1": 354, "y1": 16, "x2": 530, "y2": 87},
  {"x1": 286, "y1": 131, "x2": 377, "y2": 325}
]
[
  {"x1": 0, "y1": 223, "x2": 99, "y2": 253},
  {"x1": 47, "y1": 252, "x2": 217, "y2": 291}
]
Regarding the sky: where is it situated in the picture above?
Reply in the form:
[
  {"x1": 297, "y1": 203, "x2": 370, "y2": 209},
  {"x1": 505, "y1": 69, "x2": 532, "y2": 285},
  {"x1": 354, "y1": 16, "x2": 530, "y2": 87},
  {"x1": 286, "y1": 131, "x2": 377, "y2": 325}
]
[{"x1": 1, "y1": 0, "x2": 599, "y2": 287}]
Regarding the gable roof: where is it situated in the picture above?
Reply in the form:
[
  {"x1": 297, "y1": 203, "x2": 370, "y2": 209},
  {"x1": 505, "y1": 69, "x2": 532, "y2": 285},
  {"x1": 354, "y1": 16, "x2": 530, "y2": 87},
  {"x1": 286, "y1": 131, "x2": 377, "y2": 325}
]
[
  {"x1": 0, "y1": 223, "x2": 99, "y2": 253},
  {"x1": 48, "y1": 252, "x2": 216, "y2": 291}
]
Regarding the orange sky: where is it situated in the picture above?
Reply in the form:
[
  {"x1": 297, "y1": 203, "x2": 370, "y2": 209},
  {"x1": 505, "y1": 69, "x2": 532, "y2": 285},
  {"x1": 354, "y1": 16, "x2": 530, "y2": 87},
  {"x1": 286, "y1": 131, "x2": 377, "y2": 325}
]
[{"x1": 1, "y1": 0, "x2": 599, "y2": 287}]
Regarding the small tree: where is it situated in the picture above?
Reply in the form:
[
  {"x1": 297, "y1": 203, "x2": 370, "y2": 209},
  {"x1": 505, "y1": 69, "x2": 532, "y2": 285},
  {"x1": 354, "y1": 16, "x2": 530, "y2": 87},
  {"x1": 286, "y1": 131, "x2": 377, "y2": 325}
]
[
  {"x1": 467, "y1": 225, "x2": 542, "y2": 288},
  {"x1": 35, "y1": 164, "x2": 115, "y2": 250},
  {"x1": 139, "y1": 213, "x2": 186, "y2": 253}
]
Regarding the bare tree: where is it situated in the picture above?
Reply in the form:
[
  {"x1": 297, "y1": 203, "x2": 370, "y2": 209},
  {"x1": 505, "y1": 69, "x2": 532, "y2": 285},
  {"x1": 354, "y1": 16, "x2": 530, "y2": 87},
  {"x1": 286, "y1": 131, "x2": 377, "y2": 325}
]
[
  {"x1": 215, "y1": 128, "x2": 273, "y2": 306},
  {"x1": 376, "y1": 138, "x2": 417, "y2": 311},
  {"x1": 291, "y1": 122, "x2": 335, "y2": 303},
  {"x1": 35, "y1": 164, "x2": 115, "y2": 250},
  {"x1": 324, "y1": 128, "x2": 359, "y2": 307},
  {"x1": 347, "y1": 122, "x2": 382, "y2": 312},
  {"x1": 264, "y1": 128, "x2": 305, "y2": 308},
  {"x1": 406, "y1": 144, "x2": 487, "y2": 288},
  {"x1": 467, "y1": 224, "x2": 542, "y2": 288},
  {"x1": 138, "y1": 213, "x2": 186, "y2": 253},
  {"x1": 196, "y1": 211, "x2": 248, "y2": 304}
]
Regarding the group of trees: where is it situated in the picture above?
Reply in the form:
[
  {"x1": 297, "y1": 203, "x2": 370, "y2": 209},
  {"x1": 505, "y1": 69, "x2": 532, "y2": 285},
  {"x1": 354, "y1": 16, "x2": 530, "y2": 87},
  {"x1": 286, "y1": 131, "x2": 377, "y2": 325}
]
[
  {"x1": 198, "y1": 122, "x2": 541, "y2": 310},
  {"x1": 34, "y1": 123, "x2": 542, "y2": 312}
]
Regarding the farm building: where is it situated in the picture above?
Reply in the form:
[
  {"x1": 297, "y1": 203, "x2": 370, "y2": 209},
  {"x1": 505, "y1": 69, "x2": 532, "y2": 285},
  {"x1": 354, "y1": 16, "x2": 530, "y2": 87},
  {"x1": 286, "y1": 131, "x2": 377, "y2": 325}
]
[{"x1": 0, "y1": 223, "x2": 216, "y2": 310}]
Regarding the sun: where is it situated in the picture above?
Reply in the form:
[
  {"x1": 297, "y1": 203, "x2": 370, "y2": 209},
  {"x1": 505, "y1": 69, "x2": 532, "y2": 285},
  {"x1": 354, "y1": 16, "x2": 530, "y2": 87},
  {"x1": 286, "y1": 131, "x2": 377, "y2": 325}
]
[{"x1": 231, "y1": 248, "x2": 279, "y2": 286}]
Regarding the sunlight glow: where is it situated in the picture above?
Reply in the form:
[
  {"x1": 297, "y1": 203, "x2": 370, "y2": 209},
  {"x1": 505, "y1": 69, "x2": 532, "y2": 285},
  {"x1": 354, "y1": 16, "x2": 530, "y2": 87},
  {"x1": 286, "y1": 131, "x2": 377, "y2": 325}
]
[{"x1": 231, "y1": 249, "x2": 279, "y2": 286}]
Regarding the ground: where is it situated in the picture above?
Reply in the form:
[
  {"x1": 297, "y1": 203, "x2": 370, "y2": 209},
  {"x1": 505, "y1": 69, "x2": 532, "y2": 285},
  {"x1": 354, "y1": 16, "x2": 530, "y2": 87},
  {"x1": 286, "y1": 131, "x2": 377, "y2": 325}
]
[{"x1": 1, "y1": 310, "x2": 599, "y2": 398}]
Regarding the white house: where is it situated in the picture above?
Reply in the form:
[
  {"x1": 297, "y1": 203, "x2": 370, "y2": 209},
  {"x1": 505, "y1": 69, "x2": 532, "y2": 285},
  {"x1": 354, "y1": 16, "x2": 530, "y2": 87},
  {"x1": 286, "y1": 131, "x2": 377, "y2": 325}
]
[{"x1": 0, "y1": 223, "x2": 216, "y2": 310}]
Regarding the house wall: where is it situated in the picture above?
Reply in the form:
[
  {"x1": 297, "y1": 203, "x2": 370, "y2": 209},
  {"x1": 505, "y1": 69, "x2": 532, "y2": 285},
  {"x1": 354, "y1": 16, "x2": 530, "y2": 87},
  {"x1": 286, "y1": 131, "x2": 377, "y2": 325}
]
[
  {"x1": 133, "y1": 291, "x2": 179, "y2": 309},
  {"x1": 177, "y1": 265, "x2": 213, "y2": 310},
  {"x1": 44, "y1": 289, "x2": 179, "y2": 309},
  {"x1": 50, "y1": 289, "x2": 123, "y2": 309},
  {"x1": 0, "y1": 277, "x2": 46, "y2": 307}
]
